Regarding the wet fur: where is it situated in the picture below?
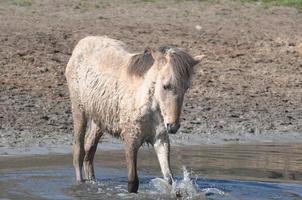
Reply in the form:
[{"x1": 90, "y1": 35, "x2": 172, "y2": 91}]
[{"x1": 65, "y1": 36, "x2": 200, "y2": 193}]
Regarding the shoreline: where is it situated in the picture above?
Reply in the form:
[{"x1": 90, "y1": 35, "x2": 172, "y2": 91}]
[{"x1": 1, "y1": 132, "x2": 301, "y2": 156}]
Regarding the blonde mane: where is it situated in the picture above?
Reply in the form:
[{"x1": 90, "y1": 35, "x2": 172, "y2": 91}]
[
  {"x1": 127, "y1": 45, "x2": 197, "y2": 88},
  {"x1": 127, "y1": 49, "x2": 154, "y2": 77}
]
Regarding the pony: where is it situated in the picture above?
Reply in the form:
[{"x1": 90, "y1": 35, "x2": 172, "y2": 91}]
[{"x1": 65, "y1": 36, "x2": 204, "y2": 193}]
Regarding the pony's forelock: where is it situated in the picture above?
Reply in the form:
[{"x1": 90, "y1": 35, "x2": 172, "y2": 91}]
[
  {"x1": 159, "y1": 45, "x2": 196, "y2": 89},
  {"x1": 127, "y1": 45, "x2": 196, "y2": 88}
]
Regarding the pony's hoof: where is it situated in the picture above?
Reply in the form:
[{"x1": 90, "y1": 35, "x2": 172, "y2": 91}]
[
  {"x1": 85, "y1": 178, "x2": 97, "y2": 184},
  {"x1": 176, "y1": 189, "x2": 182, "y2": 198},
  {"x1": 76, "y1": 179, "x2": 85, "y2": 184},
  {"x1": 166, "y1": 178, "x2": 173, "y2": 185},
  {"x1": 128, "y1": 179, "x2": 139, "y2": 193}
]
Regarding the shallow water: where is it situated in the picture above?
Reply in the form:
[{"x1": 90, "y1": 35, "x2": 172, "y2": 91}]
[{"x1": 1, "y1": 143, "x2": 302, "y2": 200}]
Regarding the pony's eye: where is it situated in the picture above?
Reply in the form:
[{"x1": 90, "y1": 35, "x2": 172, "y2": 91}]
[{"x1": 163, "y1": 84, "x2": 171, "y2": 90}]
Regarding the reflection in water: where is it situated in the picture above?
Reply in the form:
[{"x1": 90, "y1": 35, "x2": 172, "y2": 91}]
[
  {"x1": 0, "y1": 143, "x2": 302, "y2": 199},
  {"x1": 169, "y1": 143, "x2": 302, "y2": 182}
]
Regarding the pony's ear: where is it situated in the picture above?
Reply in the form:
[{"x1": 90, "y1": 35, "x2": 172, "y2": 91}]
[
  {"x1": 144, "y1": 47, "x2": 152, "y2": 54},
  {"x1": 150, "y1": 48, "x2": 167, "y2": 65},
  {"x1": 193, "y1": 54, "x2": 205, "y2": 65}
]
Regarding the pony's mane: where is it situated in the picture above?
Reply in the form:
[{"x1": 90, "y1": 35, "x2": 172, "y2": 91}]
[
  {"x1": 159, "y1": 45, "x2": 197, "y2": 88},
  {"x1": 127, "y1": 45, "x2": 197, "y2": 87},
  {"x1": 127, "y1": 49, "x2": 154, "y2": 77}
]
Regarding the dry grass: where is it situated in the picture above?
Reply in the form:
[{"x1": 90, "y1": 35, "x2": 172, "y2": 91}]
[{"x1": 243, "y1": 0, "x2": 302, "y2": 10}]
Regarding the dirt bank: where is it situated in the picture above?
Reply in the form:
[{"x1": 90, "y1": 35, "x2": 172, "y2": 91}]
[{"x1": 0, "y1": 0, "x2": 302, "y2": 150}]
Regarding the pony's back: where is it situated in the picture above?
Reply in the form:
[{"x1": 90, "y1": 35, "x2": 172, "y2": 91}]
[
  {"x1": 66, "y1": 36, "x2": 130, "y2": 75},
  {"x1": 65, "y1": 36, "x2": 132, "y2": 133}
]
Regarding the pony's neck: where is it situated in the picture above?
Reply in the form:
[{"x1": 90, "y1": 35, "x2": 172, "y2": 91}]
[{"x1": 132, "y1": 67, "x2": 159, "y2": 114}]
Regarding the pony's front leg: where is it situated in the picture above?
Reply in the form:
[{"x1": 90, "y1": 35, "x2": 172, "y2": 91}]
[
  {"x1": 153, "y1": 134, "x2": 174, "y2": 184},
  {"x1": 124, "y1": 141, "x2": 140, "y2": 193}
]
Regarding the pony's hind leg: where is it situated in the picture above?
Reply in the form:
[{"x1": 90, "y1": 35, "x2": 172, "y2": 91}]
[
  {"x1": 84, "y1": 120, "x2": 103, "y2": 181},
  {"x1": 71, "y1": 102, "x2": 87, "y2": 183}
]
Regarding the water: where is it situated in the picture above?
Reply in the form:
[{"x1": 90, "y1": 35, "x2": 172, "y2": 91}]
[{"x1": 1, "y1": 143, "x2": 302, "y2": 200}]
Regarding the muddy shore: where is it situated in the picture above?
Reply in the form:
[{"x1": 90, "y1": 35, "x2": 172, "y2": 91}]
[{"x1": 0, "y1": 0, "x2": 302, "y2": 152}]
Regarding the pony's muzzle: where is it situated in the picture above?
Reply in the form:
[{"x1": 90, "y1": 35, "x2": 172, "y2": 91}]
[{"x1": 166, "y1": 123, "x2": 180, "y2": 134}]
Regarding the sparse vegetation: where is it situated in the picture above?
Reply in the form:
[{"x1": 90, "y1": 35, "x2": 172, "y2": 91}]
[
  {"x1": 74, "y1": 1, "x2": 102, "y2": 11},
  {"x1": 140, "y1": 0, "x2": 157, "y2": 2},
  {"x1": 242, "y1": 0, "x2": 302, "y2": 10},
  {"x1": 137, "y1": 0, "x2": 302, "y2": 9},
  {"x1": 11, "y1": 0, "x2": 33, "y2": 7}
]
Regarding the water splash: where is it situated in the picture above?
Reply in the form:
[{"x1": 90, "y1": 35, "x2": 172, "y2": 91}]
[
  {"x1": 202, "y1": 188, "x2": 225, "y2": 196},
  {"x1": 172, "y1": 166, "x2": 200, "y2": 199},
  {"x1": 151, "y1": 166, "x2": 212, "y2": 199},
  {"x1": 84, "y1": 166, "x2": 226, "y2": 199},
  {"x1": 86, "y1": 167, "x2": 226, "y2": 199}
]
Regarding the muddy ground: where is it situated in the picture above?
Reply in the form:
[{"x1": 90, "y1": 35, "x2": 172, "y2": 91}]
[{"x1": 0, "y1": 0, "x2": 302, "y2": 149}]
